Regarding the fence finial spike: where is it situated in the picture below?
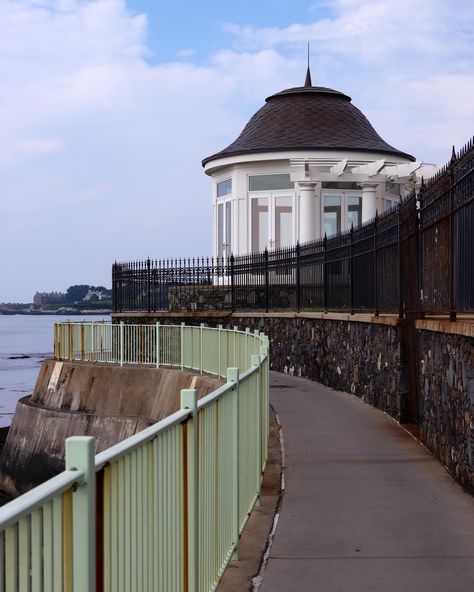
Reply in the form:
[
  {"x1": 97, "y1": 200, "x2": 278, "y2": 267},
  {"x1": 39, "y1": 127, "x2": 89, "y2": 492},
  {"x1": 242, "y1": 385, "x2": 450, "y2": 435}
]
[{"x1": 451, "y1": 145, "x2": 456, "y2": 161}]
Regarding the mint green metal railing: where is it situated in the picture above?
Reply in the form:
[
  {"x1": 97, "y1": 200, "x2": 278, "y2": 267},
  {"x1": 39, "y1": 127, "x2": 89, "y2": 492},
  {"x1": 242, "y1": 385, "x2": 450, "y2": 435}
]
[
  {"x1": 0, "y1": 323, "x2": 269, "y2": 592},
  {"x1": 53, "y1": 321, "x2": 264, "y2": 377}
]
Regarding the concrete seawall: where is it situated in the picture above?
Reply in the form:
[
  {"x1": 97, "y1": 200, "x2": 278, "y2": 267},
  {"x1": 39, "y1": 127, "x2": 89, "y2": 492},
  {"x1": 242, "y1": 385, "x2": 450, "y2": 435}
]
[{"x1": 0, "y1": 359, "x2": 222, "y2": 498}]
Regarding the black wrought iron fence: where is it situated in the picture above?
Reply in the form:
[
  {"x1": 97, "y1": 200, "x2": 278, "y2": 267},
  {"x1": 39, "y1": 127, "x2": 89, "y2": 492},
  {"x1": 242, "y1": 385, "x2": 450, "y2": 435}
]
[{"x1": 113, "y1": 136, "x2": 474, "y2": 318}]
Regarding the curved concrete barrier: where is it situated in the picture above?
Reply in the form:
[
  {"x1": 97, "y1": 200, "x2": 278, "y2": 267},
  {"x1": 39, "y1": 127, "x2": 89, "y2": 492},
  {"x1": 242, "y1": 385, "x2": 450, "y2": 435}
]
[{"x1": 0, "y1": 359, "x2": 222, "y2": 498}]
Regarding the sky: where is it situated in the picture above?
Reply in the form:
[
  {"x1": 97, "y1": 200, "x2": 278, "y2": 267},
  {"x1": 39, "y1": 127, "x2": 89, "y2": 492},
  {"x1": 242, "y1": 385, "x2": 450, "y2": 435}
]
[{"x1": 0, "y1": 0, "x2": 473, "y2": 302}]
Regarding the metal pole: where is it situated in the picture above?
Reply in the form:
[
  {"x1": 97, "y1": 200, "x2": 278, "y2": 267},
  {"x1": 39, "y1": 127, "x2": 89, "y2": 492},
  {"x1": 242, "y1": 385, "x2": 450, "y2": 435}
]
[
  {"x1": 264, "y1": 248, "x2": 269, "y2": 313},
  {"x1": 227, "y1": 368, "x2": 240, "y2": 559},
  {"x1": 373, "y1": 215, "x2": 379, "y2": 316},
  {"x1": 180, "y1": 389, "x2": 199, "y2": 592},
  {"x1": 119, "y1": 321, "x2": 124, "y2": 367},
  {"x1": 155, "y1": 322, "x2": 160, "y2": 368},
  {"x1": 323, "y1": 234, "x2": 327, "y2": 312},
  {"x1": 449, "y1": 148, "x2": 457, "y2": 321},
  {"x1": 398, "y1": 207, "x2": 404, "y2": 319},
  {"x1": 230, "y1": 254, "x2": 235, "y2": 312},
  {"x1": 296, "y1": 242, "x2": 301, "y2": 312},
  {"x1": 349, "y1": 225, "x2": 354, "y2": 314},
  {"x1": 65, "y1": 437, "x2": 96, "y2": 592}
]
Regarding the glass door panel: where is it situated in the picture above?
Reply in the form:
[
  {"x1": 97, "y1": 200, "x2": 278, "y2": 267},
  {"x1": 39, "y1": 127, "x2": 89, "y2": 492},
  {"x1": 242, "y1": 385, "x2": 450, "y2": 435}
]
[
  {"x1": 217, "y1": 200, "x2": 232, "y2": 258},
  {"x1": 347, "y1": 196, "x2": 362, "y2": 229},
  {"x1": 323, "y1": 196, "x2": 341, "y2": 236},
  {"x1": 275, "y1": 196, "x2": 293, "y2": 249},
  {"x1": 252, "y1": 197, "x2": 269, "y2": 252},
  {"x1": 251, "y1": 194, "x2": 293, "y2": 252}
]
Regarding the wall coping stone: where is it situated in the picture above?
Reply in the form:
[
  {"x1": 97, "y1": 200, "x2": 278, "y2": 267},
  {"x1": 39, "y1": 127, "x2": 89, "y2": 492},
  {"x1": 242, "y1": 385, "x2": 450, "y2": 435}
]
[
  {"x1": 416, "y1": 317, "x2": 474, "y2": 338},
  {"x1": 112, "y1": 311, "x2": 403, "y2": 327}
]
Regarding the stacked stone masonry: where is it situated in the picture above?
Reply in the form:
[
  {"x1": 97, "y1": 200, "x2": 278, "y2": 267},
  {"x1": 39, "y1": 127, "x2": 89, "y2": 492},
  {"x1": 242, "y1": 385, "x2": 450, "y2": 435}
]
[
  {"x1": 115, "y1": 313, "x2": 473, "y2": 494},
  {"x1": 419, "y1": 329, "x2": 474, "y2": 492}
]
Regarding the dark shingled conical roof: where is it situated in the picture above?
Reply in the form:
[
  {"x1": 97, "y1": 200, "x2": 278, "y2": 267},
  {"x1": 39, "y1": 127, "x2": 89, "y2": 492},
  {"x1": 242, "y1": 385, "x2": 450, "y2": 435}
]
[{"x1": 202, "y1": 83, "x2": 415, "y2": 166}]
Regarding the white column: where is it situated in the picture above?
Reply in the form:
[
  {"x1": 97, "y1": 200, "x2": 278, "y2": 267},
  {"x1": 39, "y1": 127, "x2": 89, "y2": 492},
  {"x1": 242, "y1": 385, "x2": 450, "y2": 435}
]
[
  {"x1": 361, "y1": 183, "x2": 378, "y2": 223},
  {"x1": 298, "y1": 181, "x2": 317, "y2": 244}
]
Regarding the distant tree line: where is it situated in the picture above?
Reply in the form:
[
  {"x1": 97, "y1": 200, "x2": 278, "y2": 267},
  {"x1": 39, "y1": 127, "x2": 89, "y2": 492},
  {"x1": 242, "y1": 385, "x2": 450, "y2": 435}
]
[{"x1": 64, "y1": 285, "x2": 111, "y2": 302}]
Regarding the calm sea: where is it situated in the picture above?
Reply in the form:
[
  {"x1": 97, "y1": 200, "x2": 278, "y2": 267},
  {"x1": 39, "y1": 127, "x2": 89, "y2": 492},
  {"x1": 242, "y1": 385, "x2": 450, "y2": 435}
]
[{"x1": 0, "y1": 315, "x2": 110, "y2": 427}]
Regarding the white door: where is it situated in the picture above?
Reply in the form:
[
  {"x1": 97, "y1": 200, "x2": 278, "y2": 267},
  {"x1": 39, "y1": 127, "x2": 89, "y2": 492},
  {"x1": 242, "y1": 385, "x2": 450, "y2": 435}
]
[{"x1": 251, "y1": 194, "x2": 293, "y2": 252}]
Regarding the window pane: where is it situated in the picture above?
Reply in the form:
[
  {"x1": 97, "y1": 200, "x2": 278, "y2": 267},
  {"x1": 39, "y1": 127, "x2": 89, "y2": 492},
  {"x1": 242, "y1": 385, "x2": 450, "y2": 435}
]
[
  {"x1": 252, "y1": 198, "x2": 268, "y2": 252},
  {"x1": 217, "y1": 203, "x2": 224, "y2": 258},
  {"x1": 249, "y1": 174, "x2": 294, "y2": 191},
  {"x1": 347, "y1": 196, "x2": 362, "y2": 228},
  {"x1": 324, "y1": 211, "x2": 340, "y2": 236},
  {"x1": 324, "y1": 196, "x2": 341, "y2": 207},
  {"x1": 322, "y1": 181, "x2": 360, "y2": 190},
  {"x1": 225, "y1": 201, "x2": 232, "y2": 256},
  {"x1": 324, "y1": 195, "x2": 341, "y2": 236},
  {"x1": 275, "y1": 196, "x2": 293, "y2": 249},
  {"x1": 217, "y1": 178, "x2": 232, "y2": 197},
  {"x1": 348, "y1": 196, "x2": 361, "y2": 206}
]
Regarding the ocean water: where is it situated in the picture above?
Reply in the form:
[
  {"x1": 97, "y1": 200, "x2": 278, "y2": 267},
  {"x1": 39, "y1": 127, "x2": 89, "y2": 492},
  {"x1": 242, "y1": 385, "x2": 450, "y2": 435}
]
[{"x1": 0, "y1": 315, "x2": 110, "y2": 427}]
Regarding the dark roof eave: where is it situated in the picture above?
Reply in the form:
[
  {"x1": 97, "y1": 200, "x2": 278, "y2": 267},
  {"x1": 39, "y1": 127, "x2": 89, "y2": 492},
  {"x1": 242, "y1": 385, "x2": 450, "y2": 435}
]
[{"x1": 202, "y1": 145, "x2": 416, "y2": 167}]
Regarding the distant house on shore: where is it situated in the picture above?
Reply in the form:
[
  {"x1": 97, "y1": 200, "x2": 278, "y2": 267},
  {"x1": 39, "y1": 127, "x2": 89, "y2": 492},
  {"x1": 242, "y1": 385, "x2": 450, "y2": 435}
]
[
  {"x1": 33, "y1": 291, "x2": 65, "y2": 305},
  {"x1": 202, "y1": 67, "x2": 438, "y2": 258}
]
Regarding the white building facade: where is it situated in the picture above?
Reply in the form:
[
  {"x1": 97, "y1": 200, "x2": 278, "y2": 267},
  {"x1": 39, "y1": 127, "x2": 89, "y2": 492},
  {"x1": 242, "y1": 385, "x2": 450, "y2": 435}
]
[{"x1": 203, "y1": 71, "x2": 437, "y2": 259}]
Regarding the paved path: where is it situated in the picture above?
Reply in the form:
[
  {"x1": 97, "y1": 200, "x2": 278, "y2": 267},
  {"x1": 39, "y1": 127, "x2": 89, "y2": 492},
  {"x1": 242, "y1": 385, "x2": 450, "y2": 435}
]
[{"x1": 262, "y1": 372, "x2": 474, "y2": 592}]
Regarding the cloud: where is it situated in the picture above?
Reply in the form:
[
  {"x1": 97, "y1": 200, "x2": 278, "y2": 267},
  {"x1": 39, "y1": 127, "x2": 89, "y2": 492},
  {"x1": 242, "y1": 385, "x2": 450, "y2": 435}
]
[
  {"x1": 177, "y1": 48, "x2": 196, "y2": 57},
  {"x1": 0, "y1": 0, "x2": 473, "y2": 301}
]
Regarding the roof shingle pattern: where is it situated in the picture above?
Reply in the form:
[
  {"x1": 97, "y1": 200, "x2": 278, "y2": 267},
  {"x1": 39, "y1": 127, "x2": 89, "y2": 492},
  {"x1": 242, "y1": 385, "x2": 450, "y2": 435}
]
[{"x1": 202, "y1": 86, "x2": 415, "y2": 165}]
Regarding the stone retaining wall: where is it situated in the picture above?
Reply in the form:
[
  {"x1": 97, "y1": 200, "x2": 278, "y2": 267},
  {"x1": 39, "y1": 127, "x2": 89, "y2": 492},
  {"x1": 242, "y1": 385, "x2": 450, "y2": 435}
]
[
  {"x1": 115, "y1": 312, "x2": 474, "y2": 493},
  {"x1": 116, "y1": 313, "x2": 407, "y2": 421},
  {"x1": 418, "y1": 326, "x2": 474, "y2": 493}
]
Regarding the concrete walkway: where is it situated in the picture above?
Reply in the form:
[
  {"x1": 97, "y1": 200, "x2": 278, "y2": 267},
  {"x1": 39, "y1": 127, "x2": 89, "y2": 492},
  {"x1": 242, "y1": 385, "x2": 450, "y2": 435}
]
[{"x1": 262, "y1": 372, "x2": 474, "y2": 592}]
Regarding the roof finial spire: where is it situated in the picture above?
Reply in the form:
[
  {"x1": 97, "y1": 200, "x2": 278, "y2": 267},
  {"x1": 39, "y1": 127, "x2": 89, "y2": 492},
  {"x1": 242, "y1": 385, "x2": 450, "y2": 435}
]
[{"x1": 304, "y1": 42, "x2": 312, "y2": 87}]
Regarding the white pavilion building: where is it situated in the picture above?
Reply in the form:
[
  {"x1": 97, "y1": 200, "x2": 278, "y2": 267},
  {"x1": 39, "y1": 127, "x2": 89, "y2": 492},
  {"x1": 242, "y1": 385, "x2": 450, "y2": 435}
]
[{"x1": 202, "y1": 68, "x2": 437, "y2": 259}]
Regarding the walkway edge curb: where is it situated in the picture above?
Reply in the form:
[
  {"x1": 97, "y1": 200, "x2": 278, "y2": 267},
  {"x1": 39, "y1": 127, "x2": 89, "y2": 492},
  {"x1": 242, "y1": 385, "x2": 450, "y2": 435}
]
[{"x1": 251, "y1": 404, "x2": 286, "y2": 591}]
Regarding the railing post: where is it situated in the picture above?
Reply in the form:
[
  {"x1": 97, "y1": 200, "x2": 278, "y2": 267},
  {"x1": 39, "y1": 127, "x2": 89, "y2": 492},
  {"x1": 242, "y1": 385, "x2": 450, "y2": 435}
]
[
  {"x1": 296, "y1": 242, "x2": 301, "y2": 312},
  {"x1": 90, "y1": 322, "x2": 95, "y2": 363},
  {"x1": 349, "y1": 225, "x2": 354, "y2": 315},
  {"x1": 227, "y1": 367, "x2": 240, "y2": 559},
  {"x1": 199, "y1": 323, "x2": 205, "y2": 374},
  {"x1": 264, "y1": 248, "x2": 269, "y2": 313},
  {"x1": 218, "y1": 324, "x2": 222, "y2": 377},
  {"x1": 180, "y1": 389, "x2": 199, "y2": 592},
  {"x1": 230, "y1": 254, "x2": 235, "y2": 312},
  {"x1": 373, "y1": 214, "x2": 379, "y2": 316},
  {"x1": 449, "y1": 148, "x2": 457, "y2": 321},
  {"x1": 119, "y1": 321, "x2": 124, "y2": 367},
  {"x1": 398, "y1": 207, "x2": 404, "y2": 319},
  {"x1": 68, "y1": 320, "x2": 72, "y2": 362},
  {"x1": 233, "y1": 326, "x2": 238, "y2": 367},
  {"x1": 251, "y1": 354, "x2": 262, "y2": 504},
  {"x1": 155, "y1": 322, "x2": 160, "y2": 368},
  {"x1": 323, "y1": 234, "x2": 327, "y2": 312},
  {"x1": 80, "y1": 323, "x2": 85, "y2": 361},
  {"x1": 65, "y1": 437, "x2": 96, "y2": 592},
  {"x1": 147, "y1": 257, "x2": 151, "y2": 314},
  {"x1": 54, "y1": 322, "x2": 58, "y2": 359},
  {"x1": 181, "y1": 322, "x2": 185, "y2": 370}
]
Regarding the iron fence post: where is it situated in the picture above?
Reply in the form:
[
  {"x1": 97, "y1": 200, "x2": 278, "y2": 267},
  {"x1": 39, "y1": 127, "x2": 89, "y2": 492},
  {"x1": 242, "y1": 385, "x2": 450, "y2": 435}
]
[
  {"x1": 264, "y1": 248, "x2": 269, "y2": 313},
  {"x1": 323, "y1": 234, "x2": 327, "y2": 312},
  {"x1": 398, "y1": 207, "x2": 403, "y2": 318},
  {"x1": 147, "y1": 257, "x2": 151, "y2": 314},
  {"x1": 373, "y1": 215, "x2": 379, "y2": 316},
  {"x1": 349, "y1": 225, "x2": 354, "y2": 314},
  {"x1": 296, "y1": 242, "x2": 301, "y2": 312},
  {"x1": 230, "y1": 254, "x2": 235, "y2": 312},
  {"x1": 449, "y1": 147, "x2": 457, "y2": 321}
]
